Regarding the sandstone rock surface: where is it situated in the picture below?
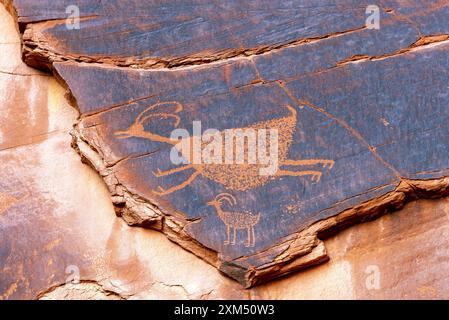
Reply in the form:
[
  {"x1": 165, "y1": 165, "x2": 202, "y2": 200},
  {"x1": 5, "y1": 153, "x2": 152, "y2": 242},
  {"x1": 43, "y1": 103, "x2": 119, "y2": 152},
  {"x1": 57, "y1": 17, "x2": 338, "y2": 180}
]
[{"x1": 1, "y1": 1, "x2": 449, "y2": 298}]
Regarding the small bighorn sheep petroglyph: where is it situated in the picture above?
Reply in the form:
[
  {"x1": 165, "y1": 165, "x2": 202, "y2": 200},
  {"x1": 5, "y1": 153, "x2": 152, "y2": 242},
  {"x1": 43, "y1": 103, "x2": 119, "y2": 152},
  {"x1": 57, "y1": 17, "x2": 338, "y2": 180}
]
[{"x1": 207, "y1": 193, "x2": 260, "y2": 247}]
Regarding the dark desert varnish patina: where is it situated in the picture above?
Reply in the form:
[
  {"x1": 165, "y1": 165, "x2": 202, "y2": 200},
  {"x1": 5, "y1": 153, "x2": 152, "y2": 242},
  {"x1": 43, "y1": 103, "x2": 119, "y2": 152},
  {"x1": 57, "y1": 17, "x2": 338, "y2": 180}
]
[{"x1": 8, "y1": 0, "x2": 449, "y2": 286}]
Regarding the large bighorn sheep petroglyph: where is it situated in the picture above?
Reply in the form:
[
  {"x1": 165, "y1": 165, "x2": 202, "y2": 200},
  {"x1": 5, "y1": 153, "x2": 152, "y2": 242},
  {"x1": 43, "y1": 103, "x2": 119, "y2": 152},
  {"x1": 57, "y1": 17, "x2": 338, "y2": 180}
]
[{"x1": 115, "y1": 102, "x2": 334, "y2": 196}]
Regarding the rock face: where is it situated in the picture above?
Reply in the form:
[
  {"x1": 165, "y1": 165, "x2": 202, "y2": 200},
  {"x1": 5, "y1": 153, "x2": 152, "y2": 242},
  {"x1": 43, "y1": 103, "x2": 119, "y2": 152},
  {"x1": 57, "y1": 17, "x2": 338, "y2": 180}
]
[
  {"x1": 0, "y1": 4, "x2": 246, "y2": 299},
  {"x1": 1, "y1": 1, "x2": 449, "y2": 298},
  {"x1": 5, "y1": 0, "x2": 449, "y2": 288}
]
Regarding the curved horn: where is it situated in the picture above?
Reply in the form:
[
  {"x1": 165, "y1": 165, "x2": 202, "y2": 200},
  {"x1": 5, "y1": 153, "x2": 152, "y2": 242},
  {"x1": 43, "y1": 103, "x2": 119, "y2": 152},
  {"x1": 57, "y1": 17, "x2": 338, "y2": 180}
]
[
  {"x1": 136, "y1": 101, "x2": 183, "y2": 123},
  {"x1": 117, "y1": 102, "x2": 184, "y2": 145},
  {"x1": 215, "y1": 193, "x2": 237, "y2": 206},
  {"x1": 138, "y1": 113, "x2": 181, "y2": 128}
]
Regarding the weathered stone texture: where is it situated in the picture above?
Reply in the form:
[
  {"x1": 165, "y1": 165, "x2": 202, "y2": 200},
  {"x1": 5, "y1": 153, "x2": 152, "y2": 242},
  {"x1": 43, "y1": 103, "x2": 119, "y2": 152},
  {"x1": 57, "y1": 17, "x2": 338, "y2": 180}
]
[{"x1": 1, "y1": 2, "x2": 449, "y2": 299}]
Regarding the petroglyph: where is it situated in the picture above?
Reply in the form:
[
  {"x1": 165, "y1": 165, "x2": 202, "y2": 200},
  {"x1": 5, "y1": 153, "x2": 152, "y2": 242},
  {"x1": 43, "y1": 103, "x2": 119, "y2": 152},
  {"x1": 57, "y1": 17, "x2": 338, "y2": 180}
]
[
  {"x1": 115, "y1": 102, "x2": 334, "y2": 195},
  {"x1": 208, "y1": 193, "x2": 260, "y2": 247}
]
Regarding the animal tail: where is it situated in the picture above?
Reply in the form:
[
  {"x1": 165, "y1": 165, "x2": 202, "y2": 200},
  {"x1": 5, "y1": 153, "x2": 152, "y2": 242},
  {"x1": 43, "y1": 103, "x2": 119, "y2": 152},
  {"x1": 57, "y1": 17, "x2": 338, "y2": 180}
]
[
  {"x1": 284, "y1": 104, "x2": 297, "y2": 119},
  {"x1": 252, "y1": 212, "x2": 261, "y2": 225}
]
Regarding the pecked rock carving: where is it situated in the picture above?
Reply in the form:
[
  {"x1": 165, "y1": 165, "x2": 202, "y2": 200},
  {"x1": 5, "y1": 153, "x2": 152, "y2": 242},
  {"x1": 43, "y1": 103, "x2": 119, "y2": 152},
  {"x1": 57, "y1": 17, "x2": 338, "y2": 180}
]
[
  {"x1": 6, "y1": 0, "x2": 449, "y2": 287},
  {"x1": 208, "y1": 193, "x2": 261, "y2": 248},
  {"x1": 115, "y1": 101, "x2": 334, "y2": 195}
]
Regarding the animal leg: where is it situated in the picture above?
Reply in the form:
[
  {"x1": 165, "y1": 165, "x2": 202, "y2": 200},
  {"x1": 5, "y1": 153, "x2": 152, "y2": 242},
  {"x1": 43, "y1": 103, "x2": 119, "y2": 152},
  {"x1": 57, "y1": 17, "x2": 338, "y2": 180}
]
[
  {"x1": 251, "y1": 226, "x2": 256, "y2": 247},
  {"x1": 276, "y1": 169, "x2": 323, "y2": 182},
  {"x1": 153, "y1": 170, "x2": 202, "y2": 196},
  {"x1": 224, "y1": 225, "x2": 230, "y2": 245},
  {"x1": 283, "y1": 159, "x2": 335, "y2": 169},
  {"x1": 245, "y1": 226, "x2": 251, "y2": 247},
  {"x1": 153, "y1": 164, "x2": 195, "y2": 177},
  {"x1": 231, "y1": 226, "x2": 236, "y2": 245}
]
